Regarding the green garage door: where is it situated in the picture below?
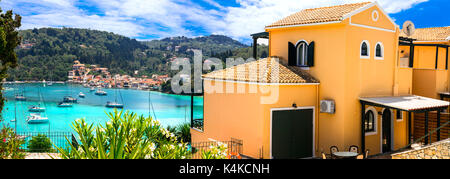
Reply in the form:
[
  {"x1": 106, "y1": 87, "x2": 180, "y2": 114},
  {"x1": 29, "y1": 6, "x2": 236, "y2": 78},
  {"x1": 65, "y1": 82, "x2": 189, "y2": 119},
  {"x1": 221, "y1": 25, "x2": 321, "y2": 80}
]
[{"x1": 272, "y1": 109, "x2": 313, "y2": 159}]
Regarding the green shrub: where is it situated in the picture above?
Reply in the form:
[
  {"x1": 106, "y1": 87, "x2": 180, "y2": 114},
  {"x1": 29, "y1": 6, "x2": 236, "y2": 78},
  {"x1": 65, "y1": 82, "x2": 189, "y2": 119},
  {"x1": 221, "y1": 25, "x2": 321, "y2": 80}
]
[
  {"x1": 176, "y1": 123, "x2": 191, "y2": 143},
  {"x1": 0, "y1": 127, "x2": 26, "y2": 159},
  {"x1": 56, "y1": 109, "x2": 190, "y2": 159},
  {"x1": 28, "y1": 134, "x2": 53, "y2": 153}
]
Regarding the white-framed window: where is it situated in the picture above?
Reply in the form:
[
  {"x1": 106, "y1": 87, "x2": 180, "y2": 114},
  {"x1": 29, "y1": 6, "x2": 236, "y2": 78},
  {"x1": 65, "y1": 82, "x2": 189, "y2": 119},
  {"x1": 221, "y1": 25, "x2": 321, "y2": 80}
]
[
  {"x1": 296, "y1": 41, "x2": 308, "y2": 67},
  {"x1": 365, "y1": 107, "x2": 378, "y2": 136},
  {"x1": 375, "y1": 42, "x2": 384, "y2": 60},
  {"x1": 360, "y1": 40, "x2": 370, "y2": 59}
]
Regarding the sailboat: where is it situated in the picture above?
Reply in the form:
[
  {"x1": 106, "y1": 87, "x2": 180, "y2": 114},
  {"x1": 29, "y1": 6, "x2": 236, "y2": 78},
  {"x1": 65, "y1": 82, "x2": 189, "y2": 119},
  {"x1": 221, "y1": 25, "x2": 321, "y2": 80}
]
[
  {"x1": 95, "y1": 88, "x2": 107, "y2": 96},
  {"x1": 106, "y1": 78, "x2": 124, "y2": 108},
  {"x1": 15, "y1": 94, "x2": 26, "y2": 101},
  {"x1": 58, "y1": 102, "x2": 73, "y2": 107},
  {"x1": 27, "y1": 113, "x2": 49, "y2": 124},
  {"x1": 63, "y1": 96, "x2": 78, "y2": 103},
  {"x1": 29, "y1": 86, "x2": 46, "y2": 112},
  {"x1": 15, "y1": 84, "x2": 26, "y2": 101}
]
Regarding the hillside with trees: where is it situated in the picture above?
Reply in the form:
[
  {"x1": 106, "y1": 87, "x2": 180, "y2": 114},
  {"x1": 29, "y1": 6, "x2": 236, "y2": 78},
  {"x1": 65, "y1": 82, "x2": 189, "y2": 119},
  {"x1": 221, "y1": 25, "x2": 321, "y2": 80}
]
[{"x1": 10, "y1": 28, "x2": 268, "y2": 82}]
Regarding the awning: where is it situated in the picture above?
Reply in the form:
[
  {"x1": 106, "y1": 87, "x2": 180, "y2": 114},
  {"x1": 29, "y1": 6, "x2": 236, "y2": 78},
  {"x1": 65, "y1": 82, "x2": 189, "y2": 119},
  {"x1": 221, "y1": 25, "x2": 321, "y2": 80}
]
[{"x1": 360, "y1": 95, "x2": 449, "y2": 112}]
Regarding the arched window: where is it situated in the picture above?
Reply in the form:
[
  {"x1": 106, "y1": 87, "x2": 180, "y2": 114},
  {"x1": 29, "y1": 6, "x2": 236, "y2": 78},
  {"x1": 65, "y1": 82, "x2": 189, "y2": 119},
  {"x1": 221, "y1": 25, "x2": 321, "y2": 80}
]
[
  {"x1": 365, "y1": 109, "x2": 376, "y2": 133},
  {"x1": 375, "y1": 42, "x2": 384, "y2": 60},
  {"x1": 297, "y1": 41, "x2": 308, "y2": 66},
  {"x1": 360, "y1": 40, "x2": 370, "y2": 59}
]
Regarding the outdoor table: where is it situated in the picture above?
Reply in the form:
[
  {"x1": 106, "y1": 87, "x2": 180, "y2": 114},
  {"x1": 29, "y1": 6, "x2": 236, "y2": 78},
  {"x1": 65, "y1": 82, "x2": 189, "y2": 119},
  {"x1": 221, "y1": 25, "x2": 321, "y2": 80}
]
[{"x1": 332, "y1": 152, "x2": 359, "y2": 159}]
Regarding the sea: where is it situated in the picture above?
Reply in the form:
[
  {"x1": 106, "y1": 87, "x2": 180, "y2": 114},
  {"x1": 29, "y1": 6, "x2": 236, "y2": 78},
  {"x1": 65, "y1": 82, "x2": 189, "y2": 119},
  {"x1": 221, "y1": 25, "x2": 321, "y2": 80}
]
[{"x1": 0, "y1": 83, "x2": 203, "y2": 133}]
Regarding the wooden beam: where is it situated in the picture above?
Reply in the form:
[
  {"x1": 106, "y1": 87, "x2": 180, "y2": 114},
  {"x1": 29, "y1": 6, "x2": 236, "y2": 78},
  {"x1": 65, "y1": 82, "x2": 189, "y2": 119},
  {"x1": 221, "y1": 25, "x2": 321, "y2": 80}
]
[
  {"x1": 446, "y1": 47, "x2": 449, "y2": 70},
  {"x1": 436, "y1": 46, "x2": 439, "y2": 69},
  {"x1": 253, "y1": 37, "x2": 258, "y2": 59},
  {"x1": 409, "y1": 45, "x2": 415, "y2": 68}
]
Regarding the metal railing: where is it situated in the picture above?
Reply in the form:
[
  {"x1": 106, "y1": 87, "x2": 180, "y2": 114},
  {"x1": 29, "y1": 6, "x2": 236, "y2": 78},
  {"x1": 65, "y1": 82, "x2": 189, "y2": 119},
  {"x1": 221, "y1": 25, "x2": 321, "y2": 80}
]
[
  {"x1": 15, "y1": 132, "x2": 77, "y2": 153},
  {"x1": 189, "y1": 138, "x2": 243, "y2": 159}
]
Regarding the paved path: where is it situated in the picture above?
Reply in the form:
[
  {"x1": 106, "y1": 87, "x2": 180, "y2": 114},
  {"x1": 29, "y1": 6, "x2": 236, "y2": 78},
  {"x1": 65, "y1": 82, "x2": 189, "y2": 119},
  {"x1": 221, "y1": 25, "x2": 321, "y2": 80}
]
[{"x1": 25, "y1": 153, "x2": 61, "y2": 159}]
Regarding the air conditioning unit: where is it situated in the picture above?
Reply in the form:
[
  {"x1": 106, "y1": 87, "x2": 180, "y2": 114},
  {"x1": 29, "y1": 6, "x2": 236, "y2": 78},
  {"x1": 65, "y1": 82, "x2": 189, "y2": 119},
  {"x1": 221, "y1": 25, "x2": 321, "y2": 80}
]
[{"x1": 320, "y1": 100, "x2": 335, "y2": 114}]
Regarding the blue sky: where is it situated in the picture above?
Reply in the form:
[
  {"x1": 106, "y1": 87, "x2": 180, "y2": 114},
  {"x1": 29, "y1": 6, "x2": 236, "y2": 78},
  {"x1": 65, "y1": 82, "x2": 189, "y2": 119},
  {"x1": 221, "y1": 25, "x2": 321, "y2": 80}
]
[{"x1": 0, "y1": 0, "x2": 448, "y2": 44}]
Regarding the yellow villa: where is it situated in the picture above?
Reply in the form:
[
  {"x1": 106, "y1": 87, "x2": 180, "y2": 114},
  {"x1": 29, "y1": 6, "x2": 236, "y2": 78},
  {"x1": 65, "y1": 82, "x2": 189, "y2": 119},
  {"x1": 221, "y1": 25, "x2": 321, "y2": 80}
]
[{"x1": 191, "y1": 1, "x2": 450, "y2": 159}]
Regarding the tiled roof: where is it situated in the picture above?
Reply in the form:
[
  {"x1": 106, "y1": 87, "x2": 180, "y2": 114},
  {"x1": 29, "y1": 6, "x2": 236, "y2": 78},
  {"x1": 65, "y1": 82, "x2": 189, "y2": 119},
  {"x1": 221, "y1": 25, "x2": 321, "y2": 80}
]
[
  {"x1": 400, "y1": 27, "x2": 450, "y2": 41},
  {"x1": 202, "y1": 57, "x2": 319, "y2": 84},
  {"x1": 266, "y1": 2, "x2": 372, "y2": 28}
]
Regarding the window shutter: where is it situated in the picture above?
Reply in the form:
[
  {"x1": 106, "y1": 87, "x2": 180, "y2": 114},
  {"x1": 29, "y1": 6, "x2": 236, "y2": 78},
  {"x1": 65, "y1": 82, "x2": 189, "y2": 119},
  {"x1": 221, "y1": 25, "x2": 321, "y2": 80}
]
[
  {"x1": 288, "y1": 42, "x2": 296, "y2": 66},
  {"x1": 307, "y1": 41, "x2": 315, "y2": 67}
]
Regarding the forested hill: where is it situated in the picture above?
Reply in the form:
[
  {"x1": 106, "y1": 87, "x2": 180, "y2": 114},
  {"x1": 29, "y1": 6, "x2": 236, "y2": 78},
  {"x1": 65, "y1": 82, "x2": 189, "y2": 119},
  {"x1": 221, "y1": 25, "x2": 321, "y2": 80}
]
[{"x1": 10, "y1": 28, "x2": 250, "y2": 81}]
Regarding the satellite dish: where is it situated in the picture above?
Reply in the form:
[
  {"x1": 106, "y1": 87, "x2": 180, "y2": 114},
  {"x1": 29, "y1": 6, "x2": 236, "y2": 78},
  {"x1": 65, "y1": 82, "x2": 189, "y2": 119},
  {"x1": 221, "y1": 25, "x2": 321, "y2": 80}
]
[{"x1": 402, "y1": 21, "x2": 416, "y2": 37}]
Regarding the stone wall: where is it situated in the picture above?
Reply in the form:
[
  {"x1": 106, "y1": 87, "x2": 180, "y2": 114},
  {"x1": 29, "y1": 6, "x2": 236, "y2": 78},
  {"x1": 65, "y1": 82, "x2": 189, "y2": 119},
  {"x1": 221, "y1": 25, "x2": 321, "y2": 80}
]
[{"x1": 391, "y1": 139, "x2": 450, "y2": 159}]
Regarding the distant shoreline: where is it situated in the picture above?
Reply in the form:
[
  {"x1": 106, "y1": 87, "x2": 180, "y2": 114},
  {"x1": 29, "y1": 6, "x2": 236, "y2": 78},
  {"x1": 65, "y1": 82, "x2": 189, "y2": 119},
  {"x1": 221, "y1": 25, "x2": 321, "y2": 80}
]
[{"x1": 2, "y1": 81, "x2": 203, "y2": 97}]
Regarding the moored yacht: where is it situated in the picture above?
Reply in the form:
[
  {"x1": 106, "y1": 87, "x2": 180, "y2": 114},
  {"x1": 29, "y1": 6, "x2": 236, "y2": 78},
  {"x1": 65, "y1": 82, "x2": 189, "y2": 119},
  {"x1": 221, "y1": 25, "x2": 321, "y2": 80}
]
[
  {"x1": 106, "y1": 101, "x2": 124, "y2": 109},
  {"x1": 95, "y1": 89, "x2": 107, "y2": 96},
  {"x1": 15, "y1": 94, "x2": 26, "y2": 101},
  {"x1": 79, "y1": 92, "x2": 86, "y2": 98},
  {"x1": 27, "y1": 113, "x2": 49, "y2": 124},
  {"x1": 28, "y1": 105, "x2": 46, "y2": 112},
  {"x1": 63, "y1": 96, "x2": 78, "y2": 103},
  {"x1": 58, "y1": 102, "x2": 73, "y2": 107}
]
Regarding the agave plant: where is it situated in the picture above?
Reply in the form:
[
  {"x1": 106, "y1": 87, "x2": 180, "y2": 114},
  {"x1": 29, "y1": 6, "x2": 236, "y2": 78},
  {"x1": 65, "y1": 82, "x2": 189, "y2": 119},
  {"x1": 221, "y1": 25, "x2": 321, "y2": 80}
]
[{"x1": 56, "y1": 109, "x2": 190, "y2": 159}]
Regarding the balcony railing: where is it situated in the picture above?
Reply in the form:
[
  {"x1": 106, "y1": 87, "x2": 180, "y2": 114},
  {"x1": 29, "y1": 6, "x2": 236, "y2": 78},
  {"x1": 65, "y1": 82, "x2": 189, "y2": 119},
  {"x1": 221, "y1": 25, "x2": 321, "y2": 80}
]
[
  {"x1": 15, "y1": 132, "x2": 78, "y2": 153},
  {"x1": 192, "y1": 118, "x2": 204, "y2": 131}
]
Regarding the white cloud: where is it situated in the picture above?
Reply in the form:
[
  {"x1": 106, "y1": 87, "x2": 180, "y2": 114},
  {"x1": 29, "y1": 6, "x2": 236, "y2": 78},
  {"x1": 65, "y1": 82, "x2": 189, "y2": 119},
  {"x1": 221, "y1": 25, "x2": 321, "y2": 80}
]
[
  {"x1": 1, "y1": 0, "x2": 428, "y2": 42},
  {"x1": 221, "y1": 0, "x2": 429, "y2": 42}
]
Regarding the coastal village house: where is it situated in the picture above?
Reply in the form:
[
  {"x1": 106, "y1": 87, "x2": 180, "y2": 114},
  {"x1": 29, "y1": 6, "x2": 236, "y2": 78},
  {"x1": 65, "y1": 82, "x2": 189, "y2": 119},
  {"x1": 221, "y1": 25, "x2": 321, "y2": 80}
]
[{"x1": 191, "y1": 2, "x2": 450, "y2": 159}]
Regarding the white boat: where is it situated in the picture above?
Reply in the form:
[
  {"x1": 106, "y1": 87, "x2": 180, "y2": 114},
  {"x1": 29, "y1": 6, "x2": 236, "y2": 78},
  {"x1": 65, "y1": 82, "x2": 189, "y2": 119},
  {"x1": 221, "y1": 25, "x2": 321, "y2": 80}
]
[
  {"x1": 15, "y1": 95, "x2": 26, "y2": 101},
  {"x1": 63, "y1": 96, "x2": 78, "y2": 103},
  {"x1": 95, "y1": 89, "x2": 107, "y2": 96},
  {"x1": 90, "y1": 87, "x2": 96, "y2": 92},
  {"x1": 106, "y1": 101, "x2": 124, "y2": 109},
  {"x1": 79, "y1": 92, "x2": 86, "y2": 98},
  {"x1": 58, "y1": 102, "x2": 73, "y2": 107},
  {"x1": 28, "y1": 105, "x2": 46, "y2": 112},
  {"x1": 27, "y1": 114, "x2": 49, "y2": 124}
]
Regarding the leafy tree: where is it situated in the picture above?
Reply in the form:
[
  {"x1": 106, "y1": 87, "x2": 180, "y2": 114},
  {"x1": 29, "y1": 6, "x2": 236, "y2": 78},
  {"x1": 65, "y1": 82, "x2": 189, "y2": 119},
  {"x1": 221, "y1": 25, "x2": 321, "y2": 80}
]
[{"x1": 0, "y1": 2, "x2": 21, "y2": 114}]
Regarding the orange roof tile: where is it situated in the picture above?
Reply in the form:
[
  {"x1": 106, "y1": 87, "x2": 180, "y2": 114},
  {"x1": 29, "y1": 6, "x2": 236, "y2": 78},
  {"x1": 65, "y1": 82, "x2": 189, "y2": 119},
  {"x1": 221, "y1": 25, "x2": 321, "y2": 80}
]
[
  {"x1": 400, "y1": 26, "x2": 450, "y2": 41},
  {"x1": 266, "y1": 2, "x2": 372, "y2": 28},
  {"x1": 203, "y1": 57, "x2": 319, "y2": 84}
]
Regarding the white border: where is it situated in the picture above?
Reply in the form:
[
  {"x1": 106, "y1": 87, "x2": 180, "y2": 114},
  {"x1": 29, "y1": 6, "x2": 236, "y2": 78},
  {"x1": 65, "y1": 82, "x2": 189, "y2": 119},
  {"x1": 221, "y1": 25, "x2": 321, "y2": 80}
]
[
  {"x1": 365, "y1": 107, "x2": 378, "y2": 136},
  {"x1": 265, "y1": 21, "x2": 341, "y2": 30},
  {"x1": 372, "y1": 10, "x2": 379, "y2": 22},
  {"x1": 360, "y1": 40, "x2": 370, "y2": 59},
  {"x1": 295, "y1": 39, "x2": 309, "y2": 47},
  {"x1": 202, "y1": 78, "x2": 320, "y2": 86},
  {"x1": 270, "y1": 107, "x2": 316, "y2": 159},
  {"x1": 380, "y1": 109, "x2": 395, "y2": 153},
  {"x1": 374, "y1": 42, "x2": 384, "y2": 60}
]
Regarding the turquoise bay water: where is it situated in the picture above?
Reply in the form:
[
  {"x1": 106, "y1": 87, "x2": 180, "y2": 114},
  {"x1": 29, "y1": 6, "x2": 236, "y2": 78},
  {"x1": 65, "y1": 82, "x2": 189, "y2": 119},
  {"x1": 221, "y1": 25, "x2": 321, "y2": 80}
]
[{"x1": 1, "y1": 83, "x2": 203, "y2": 133}]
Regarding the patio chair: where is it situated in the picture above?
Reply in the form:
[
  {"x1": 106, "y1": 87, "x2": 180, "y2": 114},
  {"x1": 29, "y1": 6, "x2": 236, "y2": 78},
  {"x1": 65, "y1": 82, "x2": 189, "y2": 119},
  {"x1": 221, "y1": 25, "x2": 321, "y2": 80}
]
[
  {"x1": 330, "y1": 146, "x2": 339, "y2": 159},
  {"x1": 349, "y1": 145, "x2": 359, "y2": 153},
  {"x1": 330, "y1": 146, "x2": 339, "y2": 154}
]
